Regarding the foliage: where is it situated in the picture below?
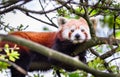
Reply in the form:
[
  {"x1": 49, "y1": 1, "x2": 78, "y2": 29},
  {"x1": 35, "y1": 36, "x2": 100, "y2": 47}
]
[
  {"x1": 116, "y1": 30, "x2": 120, "y2": 39},
  {"x1": 88, "y1": 57, "x2": 105, "y2": 71},
  {"x1": 0, "y1": 44, "x2": 20, "y2": 71}
]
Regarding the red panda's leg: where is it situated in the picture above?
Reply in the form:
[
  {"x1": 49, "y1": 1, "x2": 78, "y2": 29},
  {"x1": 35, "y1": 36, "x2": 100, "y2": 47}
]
[
  {"x1": 10, "y1": 51, "x2": 35, "y2": 77},
  {"x1": 78, "y1": 51, "x2": 87, "y2": 64}
]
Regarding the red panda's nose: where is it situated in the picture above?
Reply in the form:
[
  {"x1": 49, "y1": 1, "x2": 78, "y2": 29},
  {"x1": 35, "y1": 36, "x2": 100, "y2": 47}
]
[{"x1": 75, "y1": 34, "x2": 80, "y2": 39}]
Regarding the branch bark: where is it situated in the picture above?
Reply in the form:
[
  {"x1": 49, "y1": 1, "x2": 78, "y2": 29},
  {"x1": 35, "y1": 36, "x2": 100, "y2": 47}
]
[
  {"x1": 72, "y1": 37, "x2": 120, "y2": 56},
  {"x1": 0, "y1": 58, "x2": 28, "y2": 76},
  {"x1": 0, "y1": 0, "x2": 71, "y2": 15},
  {"x1": 0, "y1": 34, "x2": 120, "y2": 77}
]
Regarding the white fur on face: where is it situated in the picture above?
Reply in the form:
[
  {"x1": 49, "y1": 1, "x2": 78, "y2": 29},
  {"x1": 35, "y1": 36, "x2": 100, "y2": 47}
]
[
  {"x1": 71, "y1": 29, "x2": 86, "y2": 43},
  {"x1": 61, "y1": 25, "x2": 91, "y2": 44},
  {"x1": 62, "y1": 28, "x2": 70, "y2": 40},
  {"x1": 58, "y1": 17, "x2": 92, "y2": 43}
]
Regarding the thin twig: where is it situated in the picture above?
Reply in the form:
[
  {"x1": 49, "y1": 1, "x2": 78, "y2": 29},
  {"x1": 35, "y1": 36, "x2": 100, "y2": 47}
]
[
  {"x1": 89, "y1": 48, "x2": 113, "y2": 73},
  {"x1": 39, "y1": 0, "x2": 57, "y2": 28},
  {"x1": 25, "y1": 13, "x2": 58, "y2": 28},
  {"x1": 108, "y1": 57, "x2": 120, "y2": 63},
  {"x1": 0, "y1": 0, "x2": 71, "y2": 15},
  {"x1": 56, "y1": 0, "x2": 84, "y2": 17},
  {"x1": 0, "y1": 0, "x2": 19, "y2": 9},
  {"x1": 0, "y1": 58, "x2": 29, "y2": 76}
]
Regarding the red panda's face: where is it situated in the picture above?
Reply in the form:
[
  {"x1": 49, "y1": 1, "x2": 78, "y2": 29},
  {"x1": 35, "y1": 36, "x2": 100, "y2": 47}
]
[{"x1": 58, "y1": 17, "x2": 91, "y2": 44}]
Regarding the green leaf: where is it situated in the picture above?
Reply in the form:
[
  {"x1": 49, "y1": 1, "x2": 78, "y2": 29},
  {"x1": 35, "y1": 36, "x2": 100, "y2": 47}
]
[
  {"x1": 9, "y1": 56, "x2": 16, "y2": 62},
  {"x1": 88, "y1": 57, "x2": 105, "y2": 71},
  {"x1": 90, "y1": 9, "x2": 99, "y2": 16},
  {"x1": 69, "y1": 71, "x2": 80, "y2": 77},
  {"x1": 116, "y1": 30, "x2": 120, "y2": 39},
  {"x1": 75, "y1": 7, "x2": 85, "y2": 14},
  {"x1": 109, "y1": 65, "x2": 118, "y2": 73},
  {"x1": 116, "y1": 44, "x2": 120, "y2": 52},
  {"x1": 0, "y1": 61, "x2": 10, "y2": 71},
  {"x1": 3, "y1": 44, "x2": 20, "y2": 62},
  {"x1": 0, "y1": 55, "x2": 6, "y2": 60},
  {"x1": 8, "y1": 50, "x2": 20, "y2": 62},
  {"x1": 4, "y1": 44, "x2": 10, "y2": 55},
  {"x1": 88, "y1": 61, "x2": 93, "y2": 67}
]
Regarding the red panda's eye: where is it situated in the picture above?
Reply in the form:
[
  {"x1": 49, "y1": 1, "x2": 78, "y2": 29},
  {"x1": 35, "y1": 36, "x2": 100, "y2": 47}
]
[
  {"x1": 71, "y1": 29, "x2": 74, "y2": 32},
  {"x1": 81, "y1": 29, "x2": 85, "y2": 32}
]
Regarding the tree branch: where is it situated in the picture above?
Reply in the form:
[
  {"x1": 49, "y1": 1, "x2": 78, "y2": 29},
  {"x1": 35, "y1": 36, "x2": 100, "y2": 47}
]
[
  {"x1": 25, "y1": 13, "x2": 58, "y2": 28},
  {"x1": 0, "y1": 0, "x2": 19, "y2": 9},
  {"x1": 0, "y1": 58, "x2": 28, "y2": 76},
  {"x1": 0, "y1": 0, "x2": 70, "y2": 15},
  {"x1": 69, "y1": 0, "x2": 120, "y2": 12},
  {"x1": 72, "y1": 37, "x2": 120, "y2": 56},
  {"x1": 56, "y1": 0, "x2": 84, "y2": 17},
  {"x1": 39, "y1": 0, "x2": 57, "y2": 28},
  {"x1": 0, "y1": 34, "x2": 119, "y2": 77},
  {"x1": 89, "y1": 48, "x2": 113, "y2": 73}
]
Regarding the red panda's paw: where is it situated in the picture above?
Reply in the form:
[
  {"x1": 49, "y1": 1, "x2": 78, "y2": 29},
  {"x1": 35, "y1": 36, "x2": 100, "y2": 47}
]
[{"x1": 57, "y1": 17, "x2": 91, "y2": 44}]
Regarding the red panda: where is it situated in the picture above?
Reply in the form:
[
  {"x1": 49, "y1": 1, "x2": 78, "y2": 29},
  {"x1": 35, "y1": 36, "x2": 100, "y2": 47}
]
[{"x1": 0, "y1": 17, "x2": 92, "y2": 77}]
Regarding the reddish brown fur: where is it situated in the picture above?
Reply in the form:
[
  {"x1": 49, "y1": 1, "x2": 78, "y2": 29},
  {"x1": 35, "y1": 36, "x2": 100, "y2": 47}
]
[{"x1": 0, "y1": 31, "x2": 58, "y2": 52}]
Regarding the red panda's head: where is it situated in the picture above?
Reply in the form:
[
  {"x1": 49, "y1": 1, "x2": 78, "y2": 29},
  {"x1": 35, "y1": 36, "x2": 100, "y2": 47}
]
[{"x1": 57, "y1": 17, "x2": 91, "y2": 44}]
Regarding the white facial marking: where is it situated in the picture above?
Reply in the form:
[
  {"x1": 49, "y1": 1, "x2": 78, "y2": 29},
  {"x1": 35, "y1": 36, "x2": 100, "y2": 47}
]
[
  {"x1": 62, "y1": 28, "x2": 70, "y2": 40},
  {"x1": 71, "y1": 29, "x2": 86, "y2": 43},
  {"x1": 61, "y1": 25, "x2": 91, "y2": 43}
]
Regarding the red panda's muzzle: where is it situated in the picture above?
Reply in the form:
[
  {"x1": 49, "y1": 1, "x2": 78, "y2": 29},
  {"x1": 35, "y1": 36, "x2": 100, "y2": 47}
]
[{"x1": 61, "y1": 28, "x2": 90, "y2": 44}]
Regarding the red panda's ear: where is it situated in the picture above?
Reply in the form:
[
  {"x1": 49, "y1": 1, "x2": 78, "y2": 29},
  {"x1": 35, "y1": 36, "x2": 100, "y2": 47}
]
[
  {"x1": 57, "y1": 17, "x2": 68, "y2": 26},
  {"x1": 79, "y1": 17, "x2": 88, "y2": 24},
  {"x1": 90, "y1": 17, "x2": 97, "y2": 31}
]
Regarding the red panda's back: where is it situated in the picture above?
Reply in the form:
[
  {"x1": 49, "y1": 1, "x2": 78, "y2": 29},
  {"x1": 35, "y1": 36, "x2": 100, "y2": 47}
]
[
  {"x1": 10, "y1": 31, "x2": 57, "y2": 48},
  {"x1": 0, "y1": 31, "x2": 57, "y2": 52}
]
